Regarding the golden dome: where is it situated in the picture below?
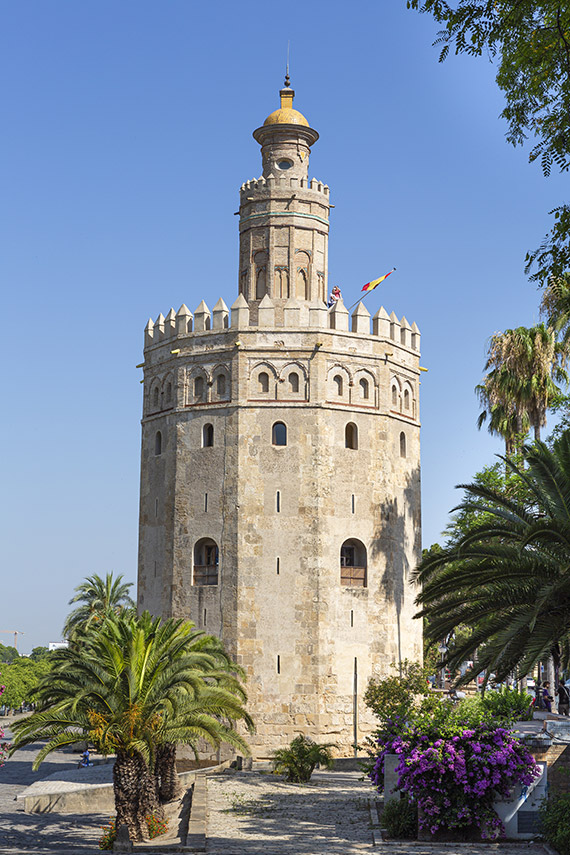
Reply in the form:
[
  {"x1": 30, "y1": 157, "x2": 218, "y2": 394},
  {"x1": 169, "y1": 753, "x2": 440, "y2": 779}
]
[{"x1": 263, "y1": 82, "x2": 309, "y2": 127}]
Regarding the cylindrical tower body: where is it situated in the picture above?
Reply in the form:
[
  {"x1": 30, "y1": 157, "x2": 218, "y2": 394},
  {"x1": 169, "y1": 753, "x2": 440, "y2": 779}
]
[{"x1": 137, "y1": 84, "x2": 423, "y2": 757}]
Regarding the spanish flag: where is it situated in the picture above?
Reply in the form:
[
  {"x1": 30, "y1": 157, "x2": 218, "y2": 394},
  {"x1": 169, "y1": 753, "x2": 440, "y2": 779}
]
[{"x1": 361, "y1": 268, "x2": 396, "y2": 292}]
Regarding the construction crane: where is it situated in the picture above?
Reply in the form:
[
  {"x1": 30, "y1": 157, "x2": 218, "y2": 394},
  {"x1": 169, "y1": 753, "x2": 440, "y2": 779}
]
[{"x1": 0, "y1": 630, "x2": 25, "y2": 650}]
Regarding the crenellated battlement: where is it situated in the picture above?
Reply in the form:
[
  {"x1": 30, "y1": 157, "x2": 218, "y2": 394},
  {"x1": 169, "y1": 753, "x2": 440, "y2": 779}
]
[
  {"x1": 143, "y1": 296, "x2": 420, "y2": 352},
  {"x1": 240, "y1": 175, "x2": 330, "y2": 197}
]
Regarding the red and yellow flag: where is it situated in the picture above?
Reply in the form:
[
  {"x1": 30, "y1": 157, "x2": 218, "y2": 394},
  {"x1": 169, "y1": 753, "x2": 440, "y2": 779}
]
[{"x1": 361, "y1": 268, "x2": 396, "y2": 292}]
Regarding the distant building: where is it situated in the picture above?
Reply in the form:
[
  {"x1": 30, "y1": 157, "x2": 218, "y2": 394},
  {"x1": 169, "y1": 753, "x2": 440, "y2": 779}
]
[
  {"x1": 137, "y1": 79, "x2": 423, "y2": 756},
  {"x1": 48, "y1": 642, "x2": 69, "y2": 651}
]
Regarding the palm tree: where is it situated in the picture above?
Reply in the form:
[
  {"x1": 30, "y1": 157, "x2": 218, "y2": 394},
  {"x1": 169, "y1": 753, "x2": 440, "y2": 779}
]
[
  {"x1": 540, "y1": 273, "x2": 570, "y2": 346},
  {"x1": 63, "y1": 572, "x2": 134, "y2": 639},
  {"x1": 10, "y1": 612, "x2": 252, "y2": 842},
  {"x1": 476, "y1": 324, "x2": 567, "y2": 449},
  {"x1": 413, "y1": 433, "x2": 570, "y2": 686},
  {"x1": 271, "y1": 735, "x2": 335, "y2": 782}
]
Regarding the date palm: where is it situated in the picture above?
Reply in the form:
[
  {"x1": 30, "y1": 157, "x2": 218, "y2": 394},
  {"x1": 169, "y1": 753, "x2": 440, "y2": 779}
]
[
  {"x1": 63, "y1": 572, "x2": 134, "y2": 640},
  {"x1": 10, "y1": 612, "x2": 252, "y2": 842},
  {"x1": 477, "y1": 324, "x2": 567, "y2": 449},
  {"x1": 414, "y1": 433, "x2": 570, "y2": 686},
  {"x1": 271, "y1": 735, "x2": 335, "y2": 783}
]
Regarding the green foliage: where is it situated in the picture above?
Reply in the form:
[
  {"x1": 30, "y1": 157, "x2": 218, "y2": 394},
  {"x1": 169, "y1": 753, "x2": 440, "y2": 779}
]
[
  {"x1": 271, "y1": 735, "x2": 335, "y2": 783},
  {"x1": 481, "y1": 687, "x2": 534, "y2": 723},
  {"x1": 414, "y1": 432, "x2": 570, "y2": 684},
  {"x1": 29, "y1": 647, "x2": 50, "y2": 662},
  {"x1": 1, "y1": 657, "x2": 51, "y2": 710},
  {"x1": 364, "y1": 661, "x2": 434, "y2": 728},
  {"x1": 63, "y1": 572, "x2": 135, "y2": 640},
  {"x1": 539, "y1": 793, "x2": 570, "y2": 855},
  {"x1": 382, "y1": 793, "x2": 418, "y2": 840},
  {"x1": 406, "y1": 1, "x2": 570, "y2": 286},
  {"x1": 0, "y1": 644, "x2": 19, "y2": 664}
]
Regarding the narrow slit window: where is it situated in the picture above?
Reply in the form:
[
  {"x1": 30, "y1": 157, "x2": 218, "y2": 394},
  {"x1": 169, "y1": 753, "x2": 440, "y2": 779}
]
[
  {"x1": 276, "y1": 491, "x2": 281, "y2": 513},
  {"x1": 259, "y1": 371, "x2": 269, "y2": 394},
  {"x1": 404, "y1": 388, "x2": 410, "y2": 411},
  {"x1": 351, "y1": 610, "x2": 354, "y2": 627},
  {"x1": 216, "y1": 374, "x2": 226, "y2": 397},
  {"x1": 359, "y1": 378, "x2": 369, "y2": 399},
  {"x1": 277, "y1": 655, "x2": 281, "y2": 674},
  {"x1": 392, "y1": 386, "x2": 398, "y2": 407},
  {"x1": 333, "y1": 374, "x2": 343, "y2": 396},
  {"x1": 351, "y1": 494, "x2": 355, "y2": 514},
  {"x1": 400, "y1": 431, "x2": 407, "y2": 458},
  {"x1": 155, "y1": 498, "x2": 158, "y2": 518},
  {"x1": 203, "y1": 608, "x2": 207, "y2": 625},
  {"x1": 155, "y1": 431, "x2": 162, "y2": 456},
  {"x1": 276, "y1": 556, "x2": 280, "y2": 575},
  {"x1": 204, "y1": 493, "x2": 208, "y2": 512},
  {"x1": 154, "y1": 560, "x2": 157, "y2": 578}
]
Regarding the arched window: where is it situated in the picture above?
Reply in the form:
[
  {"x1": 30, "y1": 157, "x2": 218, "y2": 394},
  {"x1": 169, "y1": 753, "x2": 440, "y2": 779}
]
[
  {"x1": 345, "y1": 423, "x2": 358, "y2": 450},
  {"x1": 359, "y1": 378, "x2": 369, "y2": 400},
  {"x1": 272, "y1": 422, "x2": 287, "y2": 446},
  {"x1": 166, "y1": 382, "x2": 172, "y2": 403},
  {"x1": 193, "y1": 538, "x2": 219, "y2": 586},
  {"x1": 400, "y1": 432, "x2": 407, "y2": 458},
  {"x1": 333, "y1": 375, "x2": 343, "y2": 396},
  {"x1": 259, "y1": 371, "x2": 269, "y2": 394},
  {"x1": 153, "y1": 387, "x2": 160, "y2": 408},
  {"x1": 203, "y1": 423, "x2": 214, "y2": 447},
  {"x1": 155, "y1": 431, "x2": 162, "y2": 456},
  {"x1": 289, "y1": 372, "x2": 299, "y2": 393},
  {"x1": 254, "y1": 251, "x2": 268, "y2": 299},
  {"x1": 392, "y1": 386, "x2": 398, "y2": 407},
  {"x1": 296, "y1": 267, "x2": 308, "y2": 300},
  {"x1": 403, "y1": 388, "x2": 410, "y2": 411},
  {"x1": 194, "y1": 376, "x2": 204, "y2": 399},
  {"x1": 216, "y1": 374, "x2": 226, "y2": 397},
  {"x1": 340, "y1": 539, "x2": 367, "y2": 587}
]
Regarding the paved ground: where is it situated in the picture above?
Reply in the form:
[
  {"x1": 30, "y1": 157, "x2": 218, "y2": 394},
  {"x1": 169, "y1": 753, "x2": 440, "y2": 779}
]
[
  {"x1": 0, "y1": 724, "x2": 555, "y2": 855},
  {"x1": 0, "y1": 726, "x2": 110, "y2": 854}
]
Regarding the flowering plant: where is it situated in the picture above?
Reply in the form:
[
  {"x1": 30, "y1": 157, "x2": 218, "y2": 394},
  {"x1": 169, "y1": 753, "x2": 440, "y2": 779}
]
[
  {"x1": 0, "y1": 681, "x2": 9, "y2": 767},
  {"x1": 369, "y1": 722, "x2": 540, "y2": 839}
]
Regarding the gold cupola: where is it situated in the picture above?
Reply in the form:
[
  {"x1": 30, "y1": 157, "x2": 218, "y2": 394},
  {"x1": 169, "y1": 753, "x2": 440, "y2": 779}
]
[{"x1": 263, "y1": 72, "x2": 310, "y2": 127}]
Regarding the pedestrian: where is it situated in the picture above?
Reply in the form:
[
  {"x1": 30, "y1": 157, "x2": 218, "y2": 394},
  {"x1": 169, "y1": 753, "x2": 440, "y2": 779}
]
[
  {"x1": 327, "y1": 285, "x2": 342, "y2": 307},
  {"x1": 535, "y1": 681, "x2": 544, "y2": 709},
  {"x1": 557, "y1": 682, "x2": 570, "y2": 716},
  {"x1": 542, "y1": 681, "x2": 554, "y2": 713}
]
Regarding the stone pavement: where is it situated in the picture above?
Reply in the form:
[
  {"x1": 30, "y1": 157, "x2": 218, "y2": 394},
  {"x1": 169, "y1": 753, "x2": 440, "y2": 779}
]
[
  {"x1": 0, "y1": 727, "x2": 110, "y2": 854},
  {"x1": 0, "y1": 728, "x2": 555, "y2": 854}
]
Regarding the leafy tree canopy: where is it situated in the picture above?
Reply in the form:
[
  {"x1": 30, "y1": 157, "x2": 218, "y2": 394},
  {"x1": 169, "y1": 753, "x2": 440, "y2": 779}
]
[
  {"x1": 29, "y1": 646, "x2": 51, "y2": 662},
  {"x1": 0, "y1": 644, "x2": 19, "y2": 664},
  {"x1": 407, "y1": 1, "x2": 570, "y2": 284}
]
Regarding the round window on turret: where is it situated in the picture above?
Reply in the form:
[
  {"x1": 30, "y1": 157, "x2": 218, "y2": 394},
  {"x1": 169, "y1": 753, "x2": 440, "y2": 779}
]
[{"x1": 277, "y1": 159, "x2": 293, "y2": 170}]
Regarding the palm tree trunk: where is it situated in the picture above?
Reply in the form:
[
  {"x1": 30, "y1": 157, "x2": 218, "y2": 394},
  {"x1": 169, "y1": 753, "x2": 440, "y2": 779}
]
[
  {"x1": 534, "y1": 423, "x2": 541, "y2": 441},
  {"x1": 113, "y1": 750, "x2": 160, "y2": 842},
  {"x1": 156, "y1": 743, "x2": 182, "y2": 802}
]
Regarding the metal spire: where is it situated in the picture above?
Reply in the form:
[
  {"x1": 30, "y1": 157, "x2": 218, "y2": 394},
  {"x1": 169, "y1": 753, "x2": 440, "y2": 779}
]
[{"x1": 285, "y1": 41, "x2": 291, "y2": 87}]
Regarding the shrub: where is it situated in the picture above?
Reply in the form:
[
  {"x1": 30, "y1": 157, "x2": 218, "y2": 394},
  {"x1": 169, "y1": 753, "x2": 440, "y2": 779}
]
[
  {"x1": 539, "y1": 794, "x2": 570, "y2": 855},
  {"x1": 369, "y1": 722, "x2": 540, "y2": 839},
  {"x1": 98, "y1": 814, "x2": 168, "y2": 849},
  {"x1": 481, "y1": 687, "x2": 534, "y2": 723},
  {"x1": 382, "y1": 794, "x2": 417, "y2": 839},
  {"x1": 271, "y1": 735, "x2": 335, "y2": 783}
]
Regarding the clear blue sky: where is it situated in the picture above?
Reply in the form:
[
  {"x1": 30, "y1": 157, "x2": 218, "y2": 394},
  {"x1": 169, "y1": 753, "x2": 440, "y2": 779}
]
[{"x1": 1, "y1": 1, "x2": 564, "y2": 653}]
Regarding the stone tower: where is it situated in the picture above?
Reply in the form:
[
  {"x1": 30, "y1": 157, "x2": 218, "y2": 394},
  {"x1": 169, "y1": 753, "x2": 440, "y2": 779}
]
[{"x1": 137, "y1": 78, "x2": 423, "y2": 757}]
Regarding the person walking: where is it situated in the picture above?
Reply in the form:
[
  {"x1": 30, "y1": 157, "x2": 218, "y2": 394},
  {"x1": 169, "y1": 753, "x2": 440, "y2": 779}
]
[
  {"x1": 542, "y1": 681, "x2": 554, "y2": 713},
  {"x1": 557, "y1": 682, "x2": 570, "y2": 716}
]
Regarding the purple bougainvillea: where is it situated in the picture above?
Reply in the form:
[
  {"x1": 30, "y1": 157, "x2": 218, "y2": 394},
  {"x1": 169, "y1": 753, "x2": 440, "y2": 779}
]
[{"x1": 369, "y1": 722, "x2": 540, "y2": 839}]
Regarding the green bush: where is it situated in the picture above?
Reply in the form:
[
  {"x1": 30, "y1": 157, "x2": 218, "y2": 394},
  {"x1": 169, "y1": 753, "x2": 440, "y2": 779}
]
[
  {"x1": 539, "y1": 794, "x2": 570, "y2": 855},
  {"x1": 271, "y1": 735, "x2": 335, "y2": 783},
  {"x1": 381, "y1": 794, "x2": 417, "y2": 839},
  {"x1": 481, "y1": 687, "x2": 533, "y2": 723}
]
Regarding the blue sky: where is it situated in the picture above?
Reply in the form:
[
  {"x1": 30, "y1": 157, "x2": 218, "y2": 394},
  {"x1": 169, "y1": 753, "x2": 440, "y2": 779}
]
[{"x1": 1, "y1": 1, "x2": 565, "y2": 653}]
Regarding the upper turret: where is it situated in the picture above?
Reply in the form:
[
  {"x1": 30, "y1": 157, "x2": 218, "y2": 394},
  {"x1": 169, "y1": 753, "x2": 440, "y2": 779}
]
[
  {"x1": 238, "y1": 78, "x2": 329, "y2": 319},
  {"x1": 253, "y1": 75, "x2": 319, "y2": 182}
]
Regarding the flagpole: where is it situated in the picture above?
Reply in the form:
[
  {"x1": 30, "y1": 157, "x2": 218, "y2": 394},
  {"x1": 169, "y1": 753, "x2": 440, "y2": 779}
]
[{"x1": 344, "y1": 268, "x2": 396, "y2": 312}]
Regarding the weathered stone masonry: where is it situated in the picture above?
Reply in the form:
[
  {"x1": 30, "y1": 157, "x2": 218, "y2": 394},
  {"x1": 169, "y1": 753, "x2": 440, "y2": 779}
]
[{"x1": 137, "y1": 80, "x2": 423, "y2": 756}]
